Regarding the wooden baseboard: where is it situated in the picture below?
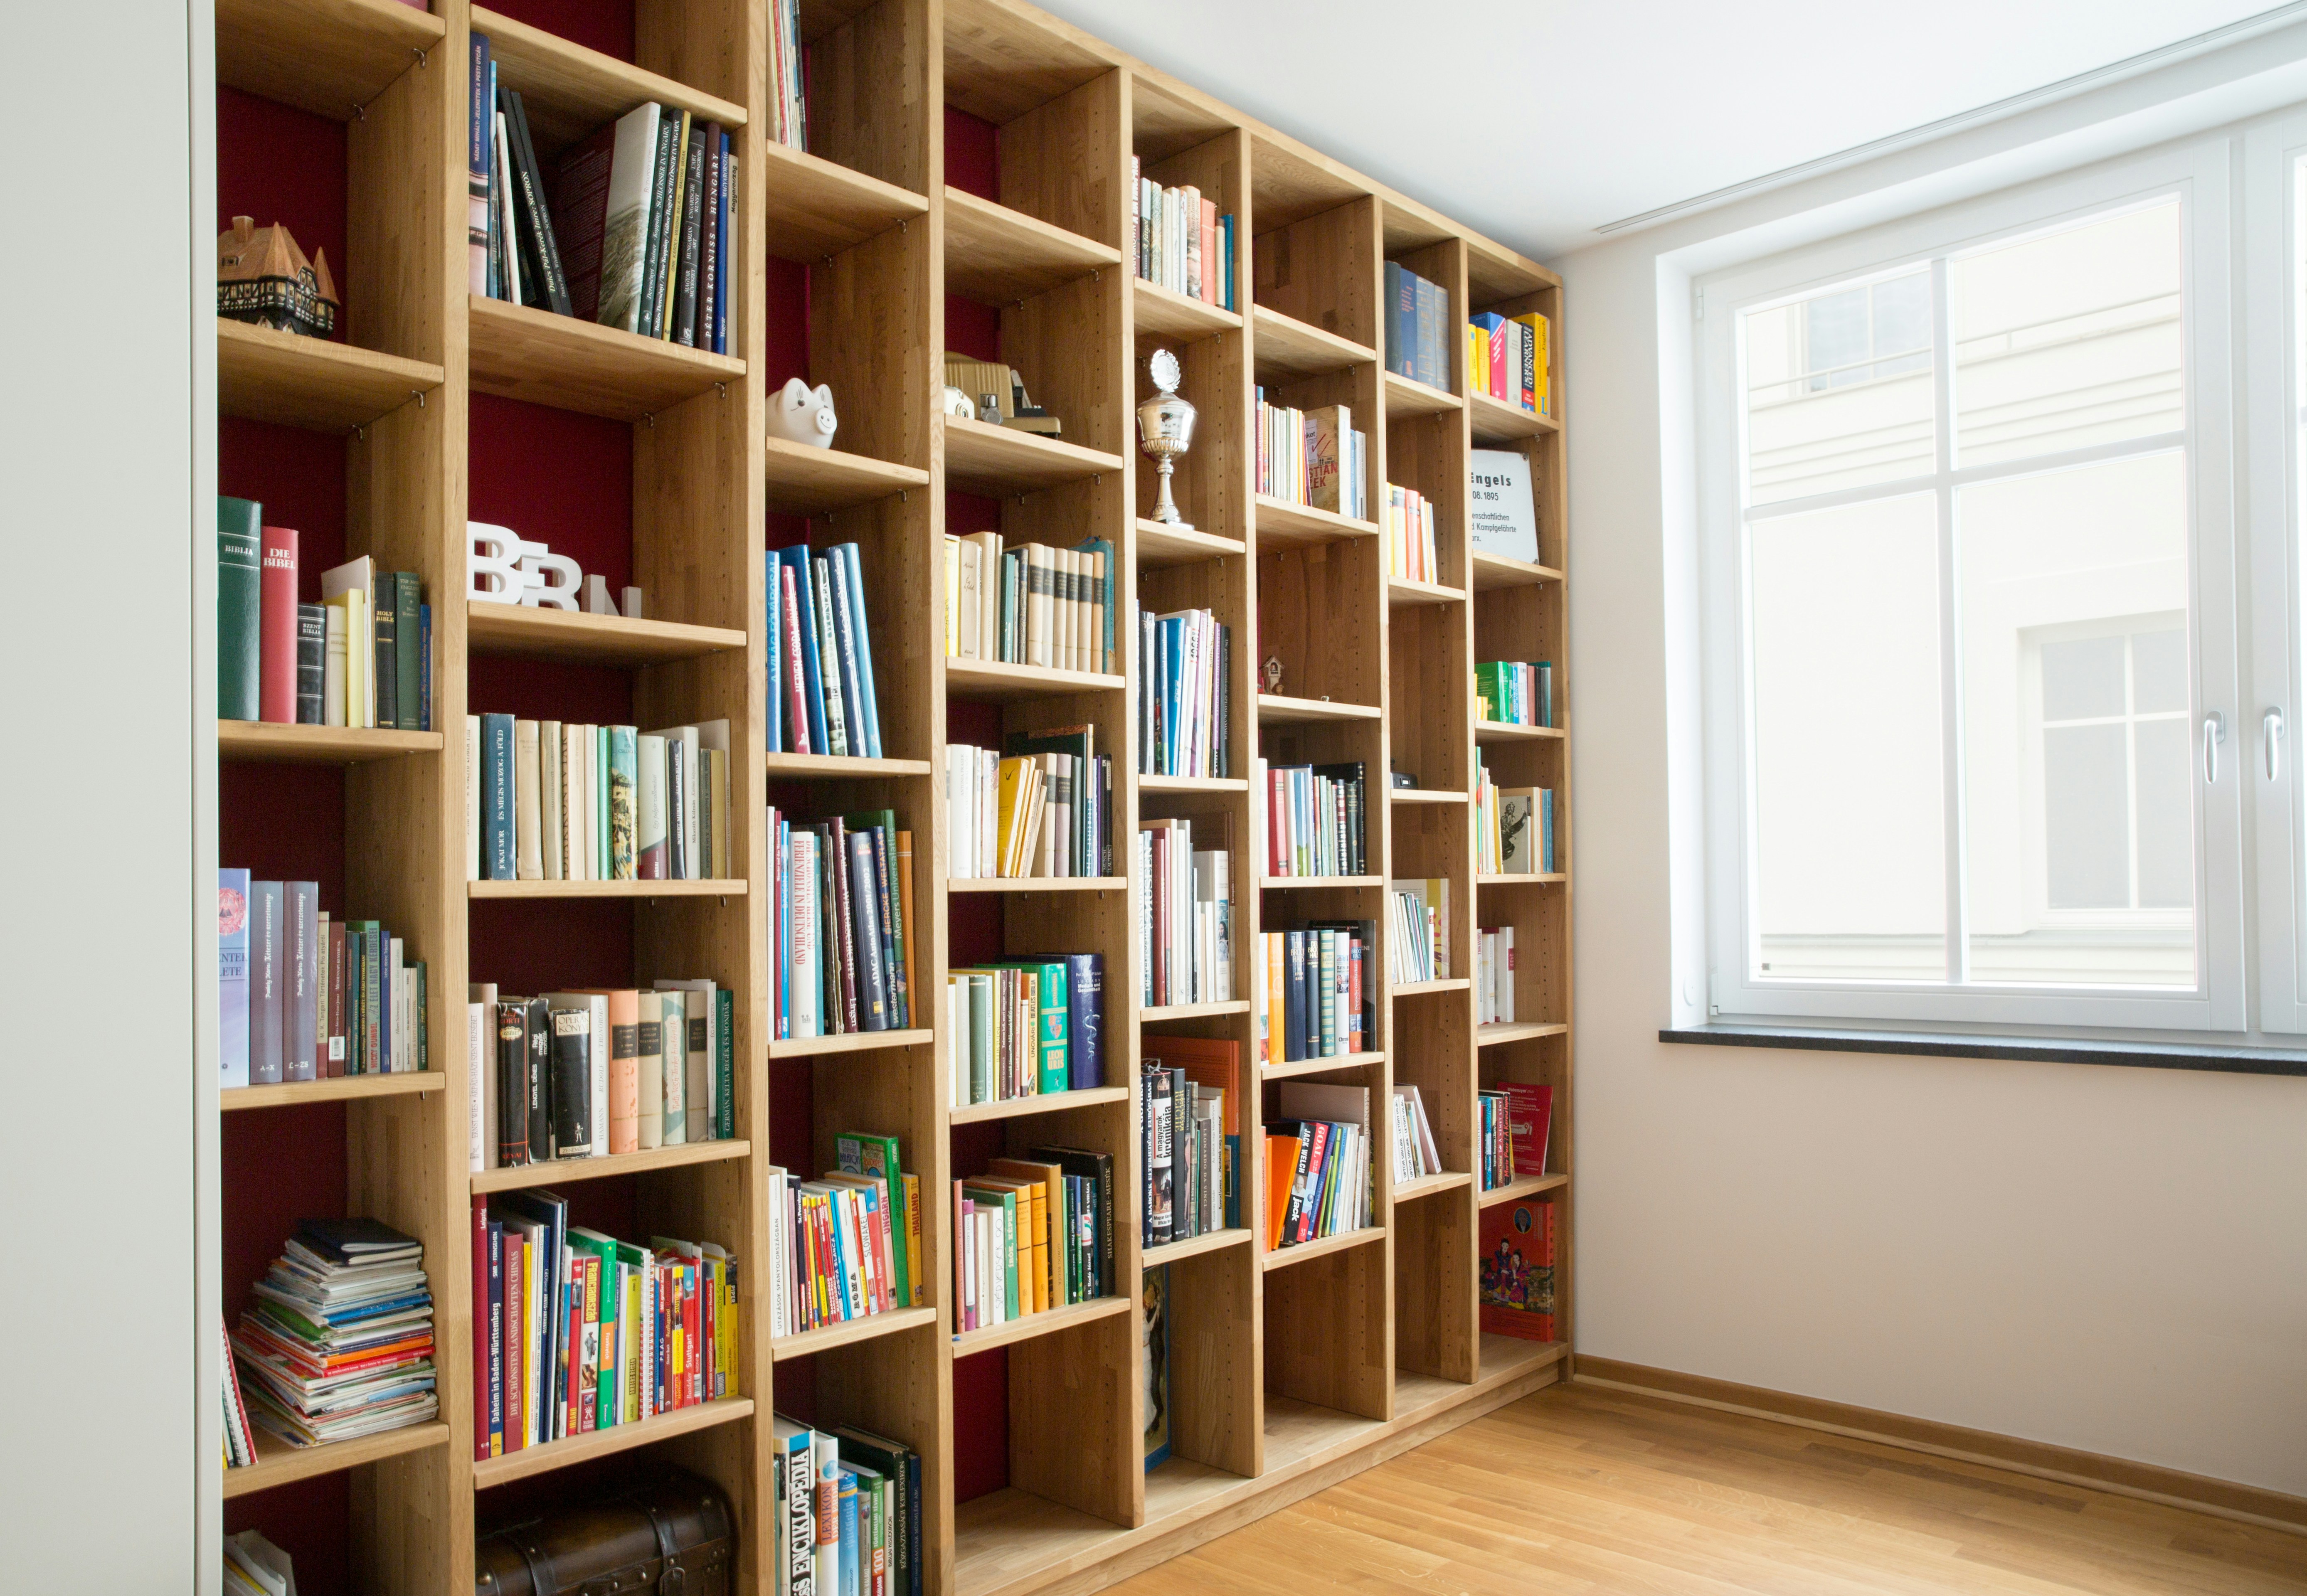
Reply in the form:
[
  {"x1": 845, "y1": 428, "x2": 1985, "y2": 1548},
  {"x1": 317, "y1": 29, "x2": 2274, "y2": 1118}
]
[{"x1": 1575, "y1": 1356, "x2": 2307, "y2": 1536}]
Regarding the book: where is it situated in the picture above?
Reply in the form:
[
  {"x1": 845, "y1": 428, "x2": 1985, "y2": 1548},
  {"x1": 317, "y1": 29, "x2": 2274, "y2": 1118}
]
[
  {"x1": 219, "y1": 869, "x2": 251, "y2": 1088},
  {"x1": 1143, "y1": 1265, "x2": 1171, "y2": 1468},
  {"x1": 257, "y1": 524, "x2": 297, "y2": 724},
  {"x1": 231, "y1": 1218, "x2": 438, "y2": 1450},
  {"x1": 1479, "y1": 1199, "x2": 1556, "y2": 1342},
  {"x1": 1469, "y1": 447, "x2": 1540, "y2": 563},
  {"x1": 594, "y1": 103, "x2": 661, "y2": 333}
]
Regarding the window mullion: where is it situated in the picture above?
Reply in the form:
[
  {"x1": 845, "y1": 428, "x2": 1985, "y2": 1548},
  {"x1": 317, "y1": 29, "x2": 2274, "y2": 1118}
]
[{"x1": 1933, "y1": 256, "x2": 1967, "y2": 986}]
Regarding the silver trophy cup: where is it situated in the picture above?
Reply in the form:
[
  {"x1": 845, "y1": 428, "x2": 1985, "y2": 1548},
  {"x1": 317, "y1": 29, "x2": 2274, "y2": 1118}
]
[{"x1": 1138, "y1": 348, "x2": 1197, "y2": 529}]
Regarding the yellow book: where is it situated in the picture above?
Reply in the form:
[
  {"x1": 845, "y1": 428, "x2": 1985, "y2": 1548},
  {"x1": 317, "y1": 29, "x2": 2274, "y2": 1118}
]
[
  {"x1": 996, "y1": 756, "x2": 1033, "y2": 877},
  {"x1": 350, "y1": 589, "x2": 372, "y2": 727},
  {"x1": 970, "y1": 1175, "x2": 1044, "y2": 1313},
  {"x1": 989, "y1": 1157, "x2": 1065, "y2": 1310},
  {"x1": 1511, "y1": 311, "x2": 1550, "y2": 414},
  {"x1": 323, "y1": 591, "x2": 357, "y2": 727},
  {"x1": 902, "y1": 1172, "x2": 924, "y2": 1305}
]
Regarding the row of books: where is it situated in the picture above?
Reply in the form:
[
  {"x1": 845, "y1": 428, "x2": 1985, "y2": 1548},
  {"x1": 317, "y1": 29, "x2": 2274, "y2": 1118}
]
[
  {"x1": 769, "y1": 808, "x2": 917, "y2": 1039},
  {"x1": 1262, "y1": 1081, "x2": 1375, "y2": 1249},
  {"x1": 232, "y1": 1219, "x2": 436, "y2": 1451},
  {"x1": 1138, "y1": 605, "x2": 1232, "y2": 779},
  {"x1": 954, "y1": 1146, "x2": 1115, "y2": 1332},
  {"x1": 472, "y1": 716, "x2": 733, "y2": 883},
  {"x1": 940, "y1": 532, "x2": 1118, "y2": 676},
  {"x1": 765, "y1": 1132, "x2": 921, "y2": 1338},
  {"x1": 469, "y1": 1195, "x2": 737, "y2": 1458},
  {"x1": 219, "y1": 871, "x2": 424, "y2": 1088},
  {"x1": 1476, "y1": 660, "x2": 1555, "y2": 727},
  {"x1": 470, "y1": 37, "x2": 736, "y2": 354},
  {"x1": 1475, "y1": 926, "x2": 1520, "y2": 1026},
  {"x1": 1140, "y1": 1038, "x2": 1240, "y2": 1245},
  {"x1": 1474, "y1": 757, "x2": 1558, "y2": 875},
  {"x1": 771, "y1": 1419, "x2": 924, "y2": 1596},
  {"x1": 1481, "y1": 1197, "x2": 1558, "y2": 1342},
  {"x1": 1129, "y1": 159, "x2": 1236, "y2": 310},
  {"x1": 946, "y1": 956, "x2": 1105, "y2": 1106},
  {"x1": 1479, "y1": 1081, "x2": 1554, "y2": 1190},
  {"x1": 1263, "y1": 759, "x2": 1368, "y2": 877},
  {"x1": 1251, "y1": 924, "x2": 1376, "y2": 1065},
  {"x1": 1385, "y1": 483, "x2": 1441, "y2": 584},
  {"x1": 946, "y1": 734, "x2": 1114, "y2": 879},
  {"x1": 1384, "y1": 261, "x2": 1452, "y2": 394},
  {"x1": 467, "y1": 982, "x2": 732, "y2": 1173},
  {"x1": 1468, "y1": 309, "x2": 1551, "y2": 416},
  {"x1": 1253, "y1": 394, "x2": 1367, "y2": 519},
  {"x1": 1139, "y1": 816, "x2": 1232, "y2": 1007},
  {"x1": 1389, "y1": 876, "x2": 1447, "y2": 984},
  {"x1": 766, "y1": 0, "x2": 809, "y2": 150},
  {"x1": 1390, "y1": 1083, "x2": 1444, "y2": 1183},
  {"x1": 219, "y1": 500, "x2": 429, "y2": 730},
  {"x1": 768, "y1": 542, "x2": 887, "y2": 759}
]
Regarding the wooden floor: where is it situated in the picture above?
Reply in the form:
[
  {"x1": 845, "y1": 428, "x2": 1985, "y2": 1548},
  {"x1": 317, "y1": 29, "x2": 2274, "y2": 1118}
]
[{"x1": 1104, "y1": 1384, "x2": 2307, "y2": 1596}]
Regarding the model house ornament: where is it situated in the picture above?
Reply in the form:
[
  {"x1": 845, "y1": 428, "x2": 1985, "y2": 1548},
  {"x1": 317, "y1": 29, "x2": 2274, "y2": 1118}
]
[{"x1": 217, "y1": 215, "x2": 339, "y2": 339}]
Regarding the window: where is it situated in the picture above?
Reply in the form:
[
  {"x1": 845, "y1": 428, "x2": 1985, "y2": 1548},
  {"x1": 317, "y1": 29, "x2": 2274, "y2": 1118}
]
[{"x1": 1698, "y1": 141, "x2": 2244, "y2": 1032}]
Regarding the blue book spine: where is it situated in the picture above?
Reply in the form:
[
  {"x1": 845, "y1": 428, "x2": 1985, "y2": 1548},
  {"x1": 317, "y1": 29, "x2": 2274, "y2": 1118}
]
[
  {"x1": 1383, "y1": 261, "x2": 1410, "y2": 377},
  {"x1": 780, "y1": 546, "x2": 832, "y2": 756},
  {"x1": 1412, "y1": 273, "x2": 1443, "y2": 390},
  {"x1": 825, "y1": 548, "x2": 871, "y2": 760},
  {"x1": 482, "y1": 712, "x2": 517, "y2": 878},
  {"x1": 1159, "y1": 617, "x2": 1184, "y2": 772},
  {"x1": 763, "y1": 549, "x2": 782, "y2": 754},
  {"x1": 219, "y1": 868, "x2": 251, "y2": 1088},
  {"x1": 419, "y1": 603, "x2": 433, "y2": 731},
  {"x1": 838, "y1": 542, "x2": 882, "y2": 758},
  {"x1": 1067, "y1": 953, "x2": 1102, "y2": 1089},
  {"x1": 838, "y1": 1471, "x2": 861, "y2": 1596}
]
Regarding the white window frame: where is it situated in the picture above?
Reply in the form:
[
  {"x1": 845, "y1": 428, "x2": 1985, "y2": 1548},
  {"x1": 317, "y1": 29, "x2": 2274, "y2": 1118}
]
[{"x1": 1696, "y1": 138, "x2": 2244, "y2": 1032}]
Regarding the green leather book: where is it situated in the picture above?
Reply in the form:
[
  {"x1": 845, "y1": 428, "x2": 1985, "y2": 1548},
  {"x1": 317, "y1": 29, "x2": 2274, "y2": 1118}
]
[
  {"x1": 394, "y1": 572, "x2": 422, "y2": 730},
  {"x1": 217, "y1": 497, "x2": 263, "y2": 721}
]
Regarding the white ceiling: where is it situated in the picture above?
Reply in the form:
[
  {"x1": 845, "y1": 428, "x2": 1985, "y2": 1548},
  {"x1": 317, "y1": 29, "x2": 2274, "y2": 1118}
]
[{"x1": 1033, "y1": 0, "x2": 2278, "y2": 260}]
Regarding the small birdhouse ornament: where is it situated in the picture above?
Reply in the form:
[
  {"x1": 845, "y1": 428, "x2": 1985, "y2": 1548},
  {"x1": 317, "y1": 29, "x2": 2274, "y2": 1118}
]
[{"x1": 217, "y1": 216, "x2": 339, "y2": 339}]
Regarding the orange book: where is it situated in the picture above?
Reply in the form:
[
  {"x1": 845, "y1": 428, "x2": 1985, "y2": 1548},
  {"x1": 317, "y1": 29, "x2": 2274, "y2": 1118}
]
[
  {"x1": 1264, "y1": 1135, "x2": 1297, "y2": 1249},
  {"x1": 589, "y1": 988, "x2": 641, "y2": 1153},
  {"x1": 988, "y1": 1157, "x2": 1065, "y2": 1311}
]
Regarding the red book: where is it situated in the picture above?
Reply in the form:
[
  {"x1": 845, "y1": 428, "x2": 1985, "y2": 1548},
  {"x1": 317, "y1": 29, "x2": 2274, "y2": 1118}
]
[
  {"x1": 259, "y1": 525, "x2": 299, "y2": 723},
  {"x1": 1501, "y1": 1082, "x2": 1553, "y2": 1178},
  {"x1": 1479, "y1": 1197, "x2": 1556, "y2": 1342},
  {"x1": 469, "y1": 1199, "x2": 490, "y2": 1461},
  {"x1": 502, "y1": 1234, "x2": 526, "y2": 1450},
  {"x1": 781, "y1": 564, "x2": 811, "y2": 754}
]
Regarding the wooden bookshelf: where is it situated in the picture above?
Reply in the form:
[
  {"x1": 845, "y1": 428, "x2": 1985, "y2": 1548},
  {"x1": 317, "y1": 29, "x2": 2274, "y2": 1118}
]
[{"x1": 205, "y1": 1, "x2": 1568, "y2": 1591}]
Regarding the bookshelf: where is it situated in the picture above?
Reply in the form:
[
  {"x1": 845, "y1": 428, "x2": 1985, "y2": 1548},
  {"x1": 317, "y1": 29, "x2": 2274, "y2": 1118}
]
[{"x1": 205, "y1": 1, "x2": 1568, "y2": 1593}]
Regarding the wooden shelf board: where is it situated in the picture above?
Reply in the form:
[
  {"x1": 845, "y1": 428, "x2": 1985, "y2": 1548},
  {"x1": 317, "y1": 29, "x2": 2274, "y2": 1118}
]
[
  {"x1": 1137, "y1": 773, "x2": 1249, "y2": 795},
  {"x1": 943, "y1": 416, "x2": 1126, "y2": 497},
  {"x1": 1476, "y1": 1021, "x2": 1569, "y2": 1047},
  {"x1": 769, "y1": 1028, "x2": 934, "y2": 1059},
  {"x1": 1393, "y1": 1170, "x2": 1474, "y2": 1204},
  {"x1": 945, "y1": 656, "x2": 1126, "y2": 701},
  {"x1": 1250, "y1": 304, "x2": 1375, "y2": 381},
  {"x1": 1392, "y1": 978, "x2": 1471, "y2": 997},
  {"x1": 760, "y1": 139, "x2": 931, "y2": 262},
  {"x1": 465, "y1": 601, "x2": 747, "y2": 664},
  {"x1": 1383, "y1": 369, "x2": 1462, "y2": 418},
  {"x1": 215, "y1": 0, "x2": 444, "y2": 122},
  {"x1": 1261, "y1": 1225, "x2": 1383, "y2": 1272},
  {"x1": 949, "y1": 1086, "x2": 1131, "y2": 1126},
  {"x1": 470, "y1": 877, "x2": 747, "y2": 899},
  {"x1": 1468, "y1": 387, "x2": 1558, "y2": 443},
  {"x1": 470, "y1": 6, "x2": 746, "y2": 154},
  {"x1": 1475, "y1": 718, "x2": 1566, "y2": 744},
  {"x1": 1475, "y1": 872, "x2": 1568, "y2": 887},
  {"x1": 766, "y1": 751, "x2": 936, "y2": 780},
  {"x1": 1256, "y1": 692, "x2": 1379, "y2": 725},
  {"x1": 1134, "y1": 517, "x2": 1245, "y2": 568},
  {"x1": 1260, "y1": 875, "x2": 1380, "y2": 889},
  {"x1": 471, "y1": 1138, "x2": 752, "y2": 1195},
  {"x1": 1252, "y1": 494, "x2": 1379, "y2": 549},
  {"x1": 1469, "y1": 549, "x2": 1564, "y2": 591},
  {"x1": 217, "y1": 720, "x2": 442, "y2": 764},
  {"x1": 1262, "y1": 1051, "x2": 1383, "y2": 1081},
  {"x1": 223, "y1": 1072, "x2": 444, "y2": 1111},
  {"x1": 1479, "y1": 1171, "x2": 1569, "y2": 1208},
  {"x1": 1131, "y1": 277, "x2": 1242, "y2": 342},
  {"x1": 471, "y1": 1396, "x2": 755, "y2": 1489},
  {"x1": 1260, "y1": 1394, "x2": 1383, "y2": 1475},
  {"x1": 468, "y1": 295, "x2": 746, "y2": 422},
  {"x1": 217, "y1": 319, "x2": 443, "y2": 432},
  {"x1": 1390, "y1": 787, "x2": 1467, "y2": 805},
  {"x1": 953, "y1": 1487, "x2": 1128, "y2": 1596},
  {"x1": 944, "y1": 187, "x2": 1121, "y2": 303},
  {"x1": 223, "y1": 1418, "x2": 451, "y2": 1500},
  {"x1": 1476, "y1": 1334, "x2": 1570, "y2": 1386},
  {"x1": 1142, "y1": 1227, "x2": 1252, "y2": 1268},
  {"x1": 948, "y1": 876, "x2": 1126, "y2": 894},
  {"x1": 764, "y1": 436, "x2": 929, "y2": 516},
  {"x1": 1388, "y1": 576, "x2": 1464, "y2": 608},
  {"x1": 949, "y1": 1293, "x2": 1132, "y2": 1357},
  {"x1": 772, "y1": 1304, "x2": 939, "y2": 1362},
  {"x1": 1142, "y1": 1000, "x2": 1251, "y2": 1022}
]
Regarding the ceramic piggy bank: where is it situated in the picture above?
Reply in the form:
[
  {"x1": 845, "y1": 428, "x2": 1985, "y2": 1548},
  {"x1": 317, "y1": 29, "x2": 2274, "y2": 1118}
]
[{"x1": 769, "y1": 377, "x2": 838, "y2": 448}]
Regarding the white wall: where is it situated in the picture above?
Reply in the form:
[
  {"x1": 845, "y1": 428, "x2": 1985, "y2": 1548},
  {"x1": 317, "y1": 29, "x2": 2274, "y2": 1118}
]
[
  {"x1": 0, "y1": 2, "x2": 205, "y2": 1586},
  {"x1": 1559, "y1": 23, "x2": 2307, "y2": 1493}
]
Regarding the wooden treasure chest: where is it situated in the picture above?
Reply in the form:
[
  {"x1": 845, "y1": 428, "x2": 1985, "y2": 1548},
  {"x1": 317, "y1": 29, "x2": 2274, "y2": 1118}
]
[{"x1": 474, "y1": 1468, "x2": 733, "y2": 1596}]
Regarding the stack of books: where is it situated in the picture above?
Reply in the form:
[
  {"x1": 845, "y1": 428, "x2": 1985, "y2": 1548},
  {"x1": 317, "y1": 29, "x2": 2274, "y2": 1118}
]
[
  {"x1": 1262, "y1": 759, "x2": 1367, "y2": 877},
  {"x1": 1251, "y1": 923, "x2": 1375, "y2": 1064},
  {"x1": 1476, "y1": 660, "x2": 1555, "y2": 727},
  {"x1": 941, "y1": 531, "x2": 1118, "y2": 675},
  {"x1": 1475, "y1": 926, "x2": 1517, "y2": 1025},
  {"x1": 1390, "y1": 1083, "x2": 1442, "y2": 1184},
  {"x1": 467, "y1": 982, "x2": 732, "y2": 1174},
  {"x1": 1130, "y1": 158, "x2": 1236, "y2": 308},
  {"x1": 1467, "y1": 309, "x2": 1550, "y2": 416},
  {"x1": 470, "y1": 38, "x2": 736, "y2": 355},
  {"x1": 1139, "y1": 816, "x2": 1232, "y2": 1007},
  {"x1": 1383, "y1": 261, "x2": 1452, "y2": 393},
  {"x1": 1139, "y1": 1037, "x2": 1239, "y2": 1244},
  {"x1": 768, "y1": 543, "x2": 887, "y2": 759},
  {"x1": 1388, "y1": 876, "x2": 1448, "y2": 983},
  {"x1": 766, "y1": 0, "x2": 808, "y2": 150},
  {"x1": 1253, "y1": 394, "x2": 1367, "y2": 519},
  {"x1": 769, "y1": 808, "x2": 916, "y2": 1039},
  {"x1": 771, "y1": 1418, "x2": 924, "y2": 1596},
  {"x1": 222, "y1": 1531, "x2": 296, "y2": 1596},
  {"x1": 470, "y1": 717, "x2": 732, "y2": 882},
  {"x1": 1137, "y1": 604, "x2": 1231, "y2": 779},
  {"x1": 232, "y1": 1219, "x2": 438, "y2": 1450},
  {"x1": 1263, "y1": 1081, "x2": 1373, "y2": 1251},
  {"x1": 219, "y1": 500, "x2": 429, "y2": 731},
  {"x1": 1384, "y1": 483, "x2": 1440, "y2": 583},
  {"x1": 954, "y1": 1146, "x2": 1115, "y2": 1330},
  {"x1": 947, "y1": 956, "x2": 1104, "y2": 1105},
  {"x1": 470, "y1": 1196, "x2": 737, "y2": 1458},
  {"x1": 946, "y1": 733, "x2": 1112, "y2": 880},
  {"x1": 766, "y1": 1133, "x2": 921, "y2": 1337},
  {"x1": 219, "y1": 870, "x2": 425, "y2": 1089}
]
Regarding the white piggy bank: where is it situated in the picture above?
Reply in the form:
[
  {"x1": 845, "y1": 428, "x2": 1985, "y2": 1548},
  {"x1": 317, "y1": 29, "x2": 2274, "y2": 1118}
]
[{"x1": 769, "y1": 377, "x2": 838, "y2": 448}]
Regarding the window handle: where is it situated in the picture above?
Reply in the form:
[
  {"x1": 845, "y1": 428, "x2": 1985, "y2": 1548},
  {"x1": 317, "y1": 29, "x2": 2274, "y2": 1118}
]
[
  {"x1": 2205, "y1": 711, "x2": 2226, "y2": 785},
  {"x1": 2269, "y1": 708, "x2": 2286, "y2": 781}
]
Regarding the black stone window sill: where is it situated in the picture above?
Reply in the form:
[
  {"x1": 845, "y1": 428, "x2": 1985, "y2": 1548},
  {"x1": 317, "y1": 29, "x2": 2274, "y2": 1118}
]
[{"x1": 1659, "y1": 1024, "x2": 2307, "y2": 1077}]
